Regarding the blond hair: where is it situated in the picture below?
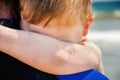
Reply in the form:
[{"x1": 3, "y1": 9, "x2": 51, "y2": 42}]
[{"x1": 21, "y1": 0, "x2": 92, "y2": 27}]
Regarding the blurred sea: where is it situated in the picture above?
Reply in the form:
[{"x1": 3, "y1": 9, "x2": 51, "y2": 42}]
[{"x1": 87, "y1": 1, "x2": 120, "y2": 80}]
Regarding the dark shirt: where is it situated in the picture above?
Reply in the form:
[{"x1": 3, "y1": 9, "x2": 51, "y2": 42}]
[{"x1": 0, "y1": 18, "x2": 58, "y2": 80}]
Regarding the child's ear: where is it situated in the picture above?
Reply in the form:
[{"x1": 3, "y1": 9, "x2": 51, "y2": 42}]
[
  {"x1": 82, "y1": 24, "x2": 89, "y2": 36},
  {"x1": 82, "y1": 16, "x2": 94, "y2": 36}
]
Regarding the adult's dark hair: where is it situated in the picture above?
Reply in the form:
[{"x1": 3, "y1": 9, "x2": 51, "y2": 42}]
[{"x1": 0, "y1": 0, "x2": 20, "y2": 24}]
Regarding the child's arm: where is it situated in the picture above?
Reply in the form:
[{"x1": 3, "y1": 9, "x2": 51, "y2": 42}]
[
  {"x1": 0, "y1": 25, "x2": 101, "y2": 75},
  {"x1": 97, "y1": 58, "x2": 104, "y2": 74},
  {"x1": 85, "y1": 40, "x2": 104, "y2": 74},
  {"x1": 82, "y1": 38, "x2": 104, "y2": 73}
]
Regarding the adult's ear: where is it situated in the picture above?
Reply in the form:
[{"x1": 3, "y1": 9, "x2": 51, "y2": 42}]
[{"x1": 82, "y1": 16, "x2": 94, "y2": 36}]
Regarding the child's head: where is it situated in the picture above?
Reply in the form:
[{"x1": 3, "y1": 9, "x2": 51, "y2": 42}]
[{"x1": 20, "y1": 0, "x2": 93, "y2": 43}]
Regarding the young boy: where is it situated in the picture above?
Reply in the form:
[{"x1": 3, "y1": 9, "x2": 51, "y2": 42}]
[
  {"x1": 20, "y1": 0, "x2": 104, "y2": 74},
  {"x1": 0, "y1": 0, "x2": 109, "y2": 80}
]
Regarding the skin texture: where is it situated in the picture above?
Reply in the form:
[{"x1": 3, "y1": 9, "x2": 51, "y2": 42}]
[
  {"x1": 0, "y1": 25, "x2": 103, "y2": 75},
  {"x1": 0, "y1": 0, "x2": 104, "y2": 75}
]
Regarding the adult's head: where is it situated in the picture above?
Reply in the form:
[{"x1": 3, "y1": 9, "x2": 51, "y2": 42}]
[
  {"x1": 20, "y1": 0, "x2": 93, "y2": 42},
  {"x1": 0, "y1": 0, "x2": 20, "y2": 21}
]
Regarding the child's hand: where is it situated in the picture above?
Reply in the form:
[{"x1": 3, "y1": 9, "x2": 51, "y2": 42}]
[
  {"x1": 55, "y1": 38, "x2": 104, "y2": 74},
  {"x1": 81, "y1": 38, "x2": 104, "y2": 73}
]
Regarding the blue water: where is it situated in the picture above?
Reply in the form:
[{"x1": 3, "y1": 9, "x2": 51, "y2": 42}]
[
  {"x1": 89, "y1": 1, "x2": 120, "y2": 80},
  {"x1": 91, "y1": 1, "x2": 120, "y2": 31},
  {"x1": 92, "y1": 1, "x2": 120, "y2": 12}
]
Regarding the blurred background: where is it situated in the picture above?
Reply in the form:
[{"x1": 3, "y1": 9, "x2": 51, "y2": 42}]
[{"x1": 87, "y1": 0, "x2": 120, "y2": 80}]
